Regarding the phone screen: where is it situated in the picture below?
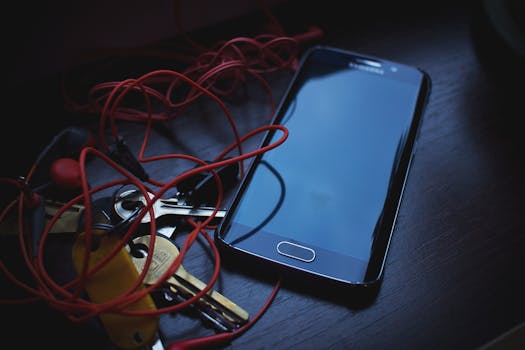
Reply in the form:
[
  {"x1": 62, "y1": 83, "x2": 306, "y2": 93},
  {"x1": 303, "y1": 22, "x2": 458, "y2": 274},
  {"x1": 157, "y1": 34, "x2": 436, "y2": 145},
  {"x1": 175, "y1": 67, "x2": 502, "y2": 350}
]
[{"x1": 217, "y1": 46, "x2": 430, "y2": 285}]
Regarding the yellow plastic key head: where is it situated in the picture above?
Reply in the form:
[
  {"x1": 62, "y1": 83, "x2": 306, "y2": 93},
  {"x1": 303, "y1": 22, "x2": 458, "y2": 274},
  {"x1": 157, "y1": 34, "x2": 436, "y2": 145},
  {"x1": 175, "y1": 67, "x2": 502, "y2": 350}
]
[{"x1": 72, "y1": 230, "x2": 159, "y2": 350}]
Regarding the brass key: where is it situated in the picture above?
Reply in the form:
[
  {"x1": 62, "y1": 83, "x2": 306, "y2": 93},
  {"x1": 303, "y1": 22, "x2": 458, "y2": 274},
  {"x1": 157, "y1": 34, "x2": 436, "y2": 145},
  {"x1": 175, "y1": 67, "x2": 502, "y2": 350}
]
[{"x1": 130, "y1": 234, "x2": 249, "y2": 331}]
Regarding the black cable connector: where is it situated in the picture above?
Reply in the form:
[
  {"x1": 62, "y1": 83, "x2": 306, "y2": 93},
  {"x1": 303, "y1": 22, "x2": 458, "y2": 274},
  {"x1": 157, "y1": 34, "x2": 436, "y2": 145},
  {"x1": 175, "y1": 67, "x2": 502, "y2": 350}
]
[
  {"x1": 177, "y1": 159, "x2": 239, "y2": 207},
  {"x1": 108, "y1": 138, "x2": 149, "y2": 181}
]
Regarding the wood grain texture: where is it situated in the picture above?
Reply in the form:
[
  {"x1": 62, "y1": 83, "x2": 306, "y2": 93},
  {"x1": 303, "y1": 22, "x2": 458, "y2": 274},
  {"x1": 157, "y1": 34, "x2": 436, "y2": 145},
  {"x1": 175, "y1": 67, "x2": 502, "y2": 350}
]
[{"x1": 3, "y1": 1, "x2": 524, "y2": 349}]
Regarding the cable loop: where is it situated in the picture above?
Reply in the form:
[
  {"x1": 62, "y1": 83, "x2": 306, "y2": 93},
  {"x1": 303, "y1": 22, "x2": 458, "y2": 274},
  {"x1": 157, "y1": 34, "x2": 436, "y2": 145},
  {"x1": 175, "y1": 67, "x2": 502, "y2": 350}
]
[{"x1": 1, "y1": 3, "x2": 324, "y2": 345}]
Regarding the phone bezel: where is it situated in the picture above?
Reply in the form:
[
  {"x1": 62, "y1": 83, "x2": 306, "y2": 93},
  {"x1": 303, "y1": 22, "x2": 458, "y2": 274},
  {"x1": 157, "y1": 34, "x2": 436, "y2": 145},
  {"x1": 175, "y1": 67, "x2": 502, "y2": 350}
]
[{"x1": 215, "y1": 45, "x2": 431, "y2": 287}]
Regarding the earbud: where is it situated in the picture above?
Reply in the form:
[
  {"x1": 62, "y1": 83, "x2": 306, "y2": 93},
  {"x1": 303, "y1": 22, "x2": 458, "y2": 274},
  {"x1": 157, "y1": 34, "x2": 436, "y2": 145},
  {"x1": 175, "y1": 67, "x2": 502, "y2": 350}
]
[
  {"x1": 30, "y1": 126, "x2": 96, "y2": 192},
  {"x1": 49, "y1": 157, "x2": 83, "y2": 190}
]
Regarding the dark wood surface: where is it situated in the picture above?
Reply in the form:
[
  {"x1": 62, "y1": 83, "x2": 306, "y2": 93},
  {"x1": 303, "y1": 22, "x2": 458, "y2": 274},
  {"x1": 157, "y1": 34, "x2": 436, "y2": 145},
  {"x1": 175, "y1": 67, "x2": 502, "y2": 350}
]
[{"x1": 3, "y1": 1, "x2": 524, "y2": 349}]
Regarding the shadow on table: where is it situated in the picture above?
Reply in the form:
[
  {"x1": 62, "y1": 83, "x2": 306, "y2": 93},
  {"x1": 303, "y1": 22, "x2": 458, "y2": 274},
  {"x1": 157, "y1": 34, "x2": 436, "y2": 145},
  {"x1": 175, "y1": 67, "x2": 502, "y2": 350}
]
[{"x1": 220, "y1": 252, "x2": 381, "y2": 311}]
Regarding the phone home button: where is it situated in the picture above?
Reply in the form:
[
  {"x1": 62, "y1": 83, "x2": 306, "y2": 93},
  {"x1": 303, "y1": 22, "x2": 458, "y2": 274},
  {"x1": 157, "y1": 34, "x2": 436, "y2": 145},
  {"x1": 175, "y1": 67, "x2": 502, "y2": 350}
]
[{"x1": 276, "y1": 241, "x2": 316, "y2": 263}]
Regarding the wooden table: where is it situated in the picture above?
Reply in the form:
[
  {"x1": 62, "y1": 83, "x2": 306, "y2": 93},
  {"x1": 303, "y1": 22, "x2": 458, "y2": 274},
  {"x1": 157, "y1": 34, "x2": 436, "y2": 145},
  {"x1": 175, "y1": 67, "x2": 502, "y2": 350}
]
[{"x1": 3, "y1": 1, "x2": 524, "y2": 349}]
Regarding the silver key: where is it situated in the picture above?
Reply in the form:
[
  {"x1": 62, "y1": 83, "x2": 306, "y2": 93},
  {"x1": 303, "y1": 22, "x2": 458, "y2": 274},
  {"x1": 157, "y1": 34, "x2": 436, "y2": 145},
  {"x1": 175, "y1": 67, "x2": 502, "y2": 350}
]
[{"x1": 114, "y1": 190, "x2": 226, "y2": 224}]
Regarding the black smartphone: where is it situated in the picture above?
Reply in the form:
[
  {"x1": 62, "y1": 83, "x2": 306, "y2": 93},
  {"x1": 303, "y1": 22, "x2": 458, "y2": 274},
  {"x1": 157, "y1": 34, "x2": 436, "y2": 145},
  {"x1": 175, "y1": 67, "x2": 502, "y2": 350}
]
[{"x1": 215, "y1": 45, "x2": 431, "y2": 287}]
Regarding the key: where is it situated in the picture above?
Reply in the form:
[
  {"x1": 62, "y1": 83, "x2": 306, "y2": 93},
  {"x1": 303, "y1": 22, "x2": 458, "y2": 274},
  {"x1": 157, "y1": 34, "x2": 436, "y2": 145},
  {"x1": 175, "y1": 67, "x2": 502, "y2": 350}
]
[
  {"x1": 113, "y1": 189, "x2": 226, "y2": 224},
  {"x1": 130, "y1": 234, "x2": 248, "y2": 331},
  {"x1": 0, "y1": 200, "x2": 84, "y2": 236},
  {"x1": 160, "y1": 285, "x2": 236, "y2": 333},
  {"x1": 72, "y1": 229, "x2": 159, "y2": 349},
  {"x1": 44, "y1": 200, "x2": 85, "y2": 233},
  {"x1": 130, "y1": 234, "x2": 249, "y2": 331}
]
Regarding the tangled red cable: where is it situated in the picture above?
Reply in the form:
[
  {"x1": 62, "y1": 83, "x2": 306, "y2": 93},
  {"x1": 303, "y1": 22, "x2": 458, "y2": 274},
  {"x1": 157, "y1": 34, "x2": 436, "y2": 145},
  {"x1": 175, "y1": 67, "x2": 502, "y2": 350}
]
[
  {"x1": 65, "y1": 33, "x2": 301, "y2": 124},
  {"x1": 1, "y1": 5, "x2": 323, "y2": 349}
]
